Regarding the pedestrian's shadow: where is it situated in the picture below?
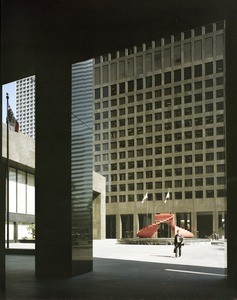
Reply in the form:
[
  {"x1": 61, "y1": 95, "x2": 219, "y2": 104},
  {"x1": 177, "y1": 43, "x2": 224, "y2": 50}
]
[{"x1": 151, "y1": 255, "x2": 174, "y2": 258}]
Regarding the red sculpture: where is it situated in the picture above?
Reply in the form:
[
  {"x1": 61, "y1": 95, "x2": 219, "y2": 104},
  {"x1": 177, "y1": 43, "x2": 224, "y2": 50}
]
[{"x1": 136, "y1": 213, "x2": 194, "y2": 238}]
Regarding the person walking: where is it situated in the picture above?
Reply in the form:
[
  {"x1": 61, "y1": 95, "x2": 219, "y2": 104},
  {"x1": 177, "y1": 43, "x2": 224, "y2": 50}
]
[{"x1": 174, "y1": 230, "x2": 183, "y2": 257}]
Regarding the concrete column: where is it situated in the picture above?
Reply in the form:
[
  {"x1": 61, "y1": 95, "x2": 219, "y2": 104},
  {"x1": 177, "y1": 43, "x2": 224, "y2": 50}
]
[
  {"x1": 0, "y1": 162, "x2": 6, "y2": 291},
  {"x1": 191, "y1": 211, "x2": 197, "y2": 238},
  {"x1": 116, "y1": 214, "x2": 121, "y2": 239},
  {"x1": 133, "y1": 213, "x2": 139, "y2": 238},
  {"x1": 13, "y1": 222, "x2": 18, "y2": 243},
  {"x1": 35, "y1": 58, "x2": 93, "y2": 278}
]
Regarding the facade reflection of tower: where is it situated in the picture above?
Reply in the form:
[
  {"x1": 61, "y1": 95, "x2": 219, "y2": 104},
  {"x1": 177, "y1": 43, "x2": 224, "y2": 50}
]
[{"x1": 92, "y1": 21, "x2": 226, "y2": 239}]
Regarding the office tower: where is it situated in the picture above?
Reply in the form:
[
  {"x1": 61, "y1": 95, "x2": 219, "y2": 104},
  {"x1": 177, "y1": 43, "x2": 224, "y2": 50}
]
[
  {"x1": 93, "y1": 21, "x2": 226, "y2": 239},
  {"x1": 15, "y1": 75, "x2": 35, "y2": 138}
]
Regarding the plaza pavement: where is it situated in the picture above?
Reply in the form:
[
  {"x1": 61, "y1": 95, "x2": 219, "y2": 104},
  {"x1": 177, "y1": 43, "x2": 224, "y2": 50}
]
[{"x1": 1, "y1": 239, "x2": 237, "y2": 300}]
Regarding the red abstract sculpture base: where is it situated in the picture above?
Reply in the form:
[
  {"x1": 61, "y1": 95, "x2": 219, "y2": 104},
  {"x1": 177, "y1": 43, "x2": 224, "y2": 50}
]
[{"x1": 136, "y1": 213, "x2": 194, "y2": 238}]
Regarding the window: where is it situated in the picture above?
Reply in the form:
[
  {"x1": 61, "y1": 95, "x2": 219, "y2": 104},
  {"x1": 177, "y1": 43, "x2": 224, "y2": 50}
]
[
  {"x1": 194, "y1": 40, "x2": 202, "y2": 60},
  {"x1": 102, "y1": 65, "x2": 109, "y2": 83},
  {"x1": 217, "y1": 164, "x2": 225, "y2": 172},
  {"x1": 165, "y1": 145, "x2": 172, "y2": 153},
  {"x1": 184, "y1": 43, "x2": 192, "y2": 63},
  {"x1": 195, "y1": 142, "x2": 203, "y2": 150},
  {"x1": 175, "y1": 192, "x2": 182, "y2": 200},
  {"x1": 164, "y1": 48, "x2": 171, "y2": 68},
  {"x1": 195, "y1": 130, "x2": 203, "y2": 138},
  {"x1": 185, "y1": 107, "x2": 192, "y2": 115},
  {"x1": 185, "y1": 131, "x2": 192, "y2": 139},
  {"x1": 174, "y1": 109, "x2": 181, "y2": 117},
  {"x1": 217, "y1": 177, "x2": 225, "y2": 185},
  {"x1": 195, "y1": 154, "x2": 203, "y2": 162},
  {"x1": 217, "y1": 127, "x2": 224, "y2": 135},
  {"x1": 216, "y1": 60, "x2": 224, "y2": 73},
  {"x1": 195, "y1": 81, "x2": 202, "y2": 90},
  {"x1": 195, "y1": 166, "x2": 203, "y2": 174},
  {"x1": 185, "y1": 191, "x2": 192, "y2": 199},
  {"x1": 128, "y1": 80, "x2": 134, "y2": 92},
  {"x1": 175, "y1": 168, "x2": 182, "y2": 176},
  {"x1": 185, "y1": 179, "x2": 192, "y2": 187},
  {"x1": 195, "y1": 93, "x2": 202, "y2": 102},
  {"x1": 137, "y1": 172, "x2": 143, "y2": 179},
  {"x1": 165, "y1": 169, "x2": 172, "y2": 177},
  {"x1": 195, "y1": 118, "x2": 202, "y2": 126},
  {"x1": 216, "y1": 34, "x2": 224, "y2": 56},
  {"x1": 206, "y1": 178, "x2": 214, "y2": 186},
  {"x1": 205, "y1": 62, "x2": 213, "y2": 75},
  {"x1": 206, "y1": 116, "x2": 213, "y2": 124},
  {"x1": 145, "y1": 53, "x2": 152, "y2": 72},
  {"x1": 174, "y1": 97, "x2": 181, "y2": 105},
  {"x1": 174, "y1": 85, "x2": 181, "y2": 94},
  {"x1": 155, "y1": 74, "x2": 162, "y2": 86},
  {"x1": 127, "y1": 59, "x2": 134, "y2": 76},
  {"x1": 174, "y1": 121, "x2": 181, "y2": 129},
  {"x1": 195, "y1": 65, "x2": 202, "y2": 77},
  {"x1": 206, "y1": 190, "x2": 214, "y2": 198},
  {"x1": 205, "y1": 128, "x2": 214, "y2": 136},
  {"x1": 195, "y1": 191, "x2": 203, "y2": 198},
  {"x1": 174, "y1": 144, "x2": 182, "y2": 152},
  {"x1": 216, "y1": 89, "x2": 224, "y2": 98},
  {"x1": 184, "y1": 83, "x2": 192, "y2": 91},
  {"x1": 146, "y1": 76, "x2": 152, "y2": 88},
  {"x1": 175, "y1": 180, "x2": 182, "y2": 187},
  {"x1": 205, "y1": 79, "x2": 213, "y2": 87},
  {"x1": 216, "y1": 102, "x2": 224, "y2": 110},
  {"x1": 217, "y1": 139, "x2": 225, "y2": 148},
  {"x1": 175, "y1": 156, "x2": 182, "y2": 164},
  {"x1": 184, "y1": 67, "x2": 191, "y2": 80},
  {"x1": 174, "y1": 133, "x2": 182, "y2": 141},
  {"x1": 111, "y1": 84, "x2": 117, "y2": 96},
  {"x1": 154, "y1": 51, "x2": 162, "y2": 70},
  {"x1": 185, "y1": 155, "x2": 192, "y2": 163},
  {"x1": 165, "y1": 157, "x2": 172, "y2": 165},
  {"x1": 137, "y1": 161, "x2": 143, "y2": 168},
  {"x1": 164, "y1": 72, "x2": 171, "y2": 84},
  {"x1": 137, "y1": 78, "x2": 143, "y2": 90},
  {"x1": 136, "y1": 56, "x2": 143, "y2": 75},
  {"x1": 195, "y1": 178, "x2": 203, "y2": 186},
  {"x1": 174, "y1": 46, "x2": 181, "y2": 65},
  {"x1": 174, "y1": 69, "x2": 181, "y2": 82},
  {"x1": 205, "y1": 103, "x2": 213, "y2": 112},
  {"x1": 95, "y1": 88, "x2": 100, "y2": 99},
  {"x1": 185, "y1": 119, "x2": 192, "y2": 127},
  {"x1": 205, "y1": 37, "x2": 213, "y2": 58},
  {"x1": 206, "y1": 153, "x2": 214, "y2": 161},
  {"x1": 206, "y1": 141, "x2": 214, "y2": 149}
]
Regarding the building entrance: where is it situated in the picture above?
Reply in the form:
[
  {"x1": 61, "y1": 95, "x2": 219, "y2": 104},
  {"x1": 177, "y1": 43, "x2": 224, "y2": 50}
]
[{"x1": 197, "y1": 213, "x2": 213, "y2": 238}]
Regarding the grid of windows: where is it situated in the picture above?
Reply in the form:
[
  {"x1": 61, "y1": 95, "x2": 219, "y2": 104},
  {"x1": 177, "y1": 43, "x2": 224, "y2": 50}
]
[
  {"x1": 15, "y1": 75, "x2": 36, "y2": 139},
  {"x1": 93, "y1": 21, "x2": 226, "y2": 204}
]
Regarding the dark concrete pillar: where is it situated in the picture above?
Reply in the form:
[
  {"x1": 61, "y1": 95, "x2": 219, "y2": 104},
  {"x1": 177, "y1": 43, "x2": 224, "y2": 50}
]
[
  {"x1": 35, "y1": 58, "x2": 93, "y2": 278},
  {"x1": 0, "y1": 162, "x2": 6, "y2": 291},
  {"x1": 226, "y1": 6, "x2": 237, "y2": 288}
]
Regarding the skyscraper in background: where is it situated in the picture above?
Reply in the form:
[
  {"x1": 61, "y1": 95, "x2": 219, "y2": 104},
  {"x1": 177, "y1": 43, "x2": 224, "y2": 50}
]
[
  {"x1": 92, "y1": 20, "x2": 226, "y2": 239},
  {"x1": 15, "y1": 75, "x2": 35, "y2": 138}
]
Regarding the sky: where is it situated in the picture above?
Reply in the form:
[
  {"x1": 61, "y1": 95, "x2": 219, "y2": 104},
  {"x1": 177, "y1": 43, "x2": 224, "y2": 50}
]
[{"x1": 2, "y1": 81, "x2": 16, "y2": 124}]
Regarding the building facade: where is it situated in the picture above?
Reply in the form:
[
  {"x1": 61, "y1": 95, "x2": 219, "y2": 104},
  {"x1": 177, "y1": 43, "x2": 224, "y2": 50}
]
[
  {"x1": 93, "y1": 21, "x2": 226, "y2": 239},
  {"x1": 2, "y1": 124, "x2": 35, "y2": 242},
  {"x1": 15, "y1": 75, "x2": 36, "y2": 139}
]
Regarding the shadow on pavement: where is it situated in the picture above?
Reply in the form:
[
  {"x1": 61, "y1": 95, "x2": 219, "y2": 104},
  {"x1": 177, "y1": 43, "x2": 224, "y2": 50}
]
[{"x1": 1, "y1": 255, "x2": 236, "y2": 299}]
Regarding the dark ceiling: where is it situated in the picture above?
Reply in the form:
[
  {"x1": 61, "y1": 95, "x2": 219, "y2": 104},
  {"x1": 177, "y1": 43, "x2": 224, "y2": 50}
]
[{"x1": 1, "y1": 0, "x2": 228, "y2": 83}]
